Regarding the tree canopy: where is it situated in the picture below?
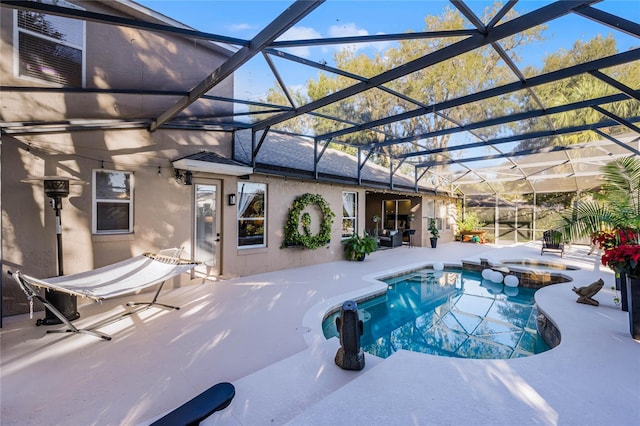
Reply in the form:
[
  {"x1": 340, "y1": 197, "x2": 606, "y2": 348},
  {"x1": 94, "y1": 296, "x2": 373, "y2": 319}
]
[{"x1": 252, "y1": 1, "x2": 638, "y2": 187}]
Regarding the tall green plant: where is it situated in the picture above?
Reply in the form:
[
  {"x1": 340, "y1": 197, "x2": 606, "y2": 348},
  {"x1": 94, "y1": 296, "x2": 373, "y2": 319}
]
[
  {"x1": 456, "y1": 211, "x2": 485, "y2": 232},
  {"x1": 428, "y1": 219, "x2": 440, "y2": 239},
  {"x1": 561, "y1": 156, "x2": 640, "y2": 241}
]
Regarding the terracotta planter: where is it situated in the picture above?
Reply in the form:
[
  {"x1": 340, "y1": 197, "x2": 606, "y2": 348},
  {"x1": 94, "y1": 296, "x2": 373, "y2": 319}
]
[{"x1": 626, "y1": 275, "x2": 640, "y2": 340}]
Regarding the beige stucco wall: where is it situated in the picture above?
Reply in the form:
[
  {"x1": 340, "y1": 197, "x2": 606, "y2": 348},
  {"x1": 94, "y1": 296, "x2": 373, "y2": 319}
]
[
  {"x1": 2, "y1": 127, "x2": 456, "y2": 317},
  {"x1": 0, "y1": 1, "x2": 459, "y2": 318},
  {"x1": 0, "y1": 1, "x2": 237, "y2": 316},
  {"x1": 1, "y1": 129, "x2": 230, "y2": 316},
  {"x1": 222, "y1": 176, "x2": 367, "y2": 277},
  {"x1": 0, "y1": 1, "x2": 233, "y2": 123}
]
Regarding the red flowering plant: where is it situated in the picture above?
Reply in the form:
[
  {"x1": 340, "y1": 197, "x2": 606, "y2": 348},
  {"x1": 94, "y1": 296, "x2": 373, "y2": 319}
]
[
  {"x1": 592, "y1": 228, "x2": 637, "y2": 250},
  {"x1": 591, "y1": 230, "x2": 618, "y2": 250},
  {"x1": 600, "y1": 228, "x2": 640, "y2": 278}
]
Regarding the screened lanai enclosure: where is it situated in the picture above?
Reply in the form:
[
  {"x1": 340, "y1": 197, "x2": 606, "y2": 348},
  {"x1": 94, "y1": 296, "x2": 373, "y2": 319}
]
[{"x1": 1, "y1": 0, "x2": 639, "y2": 244}]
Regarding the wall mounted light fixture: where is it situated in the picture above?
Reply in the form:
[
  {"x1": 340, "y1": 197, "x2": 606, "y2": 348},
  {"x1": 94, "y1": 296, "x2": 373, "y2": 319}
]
[
  {"x1": 228, "y1": 194, "x2": 236, "y2": 206},
  {"x1": 174, "y1": 169, "x2": 193, "y2": 185}
]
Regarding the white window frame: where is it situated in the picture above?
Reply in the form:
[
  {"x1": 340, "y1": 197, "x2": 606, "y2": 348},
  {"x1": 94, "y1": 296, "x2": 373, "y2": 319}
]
[
  {"x1": 237, "y1": 182, "x2": 267, "y2": 249},
  {"x1": 92, "y1": 169, "x2": 134, "y2": 234},
  {"x1": 342, "y1": 191, "x2": 358, "y2": 239},
  {"x1": 425, "y1": 199, "x2": 435, "y2": 229},
  {"x1": 435, "y1": 200, "x2": 444, "y2": 230},
  {"x1": 13, "y1": 0, "x2": 86, "y2": 87}
]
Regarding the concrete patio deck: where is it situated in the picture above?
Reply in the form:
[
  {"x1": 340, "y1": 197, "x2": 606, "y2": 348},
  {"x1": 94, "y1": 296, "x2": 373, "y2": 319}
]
[{"x1": 1, "y1": 242, "x2": 638, "y2": 425}]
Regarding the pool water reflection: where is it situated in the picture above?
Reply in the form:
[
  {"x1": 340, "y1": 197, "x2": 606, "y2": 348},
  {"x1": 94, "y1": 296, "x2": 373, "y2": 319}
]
[{"x1": 323, "y1": 269, "x2": 550, "y2": 360}]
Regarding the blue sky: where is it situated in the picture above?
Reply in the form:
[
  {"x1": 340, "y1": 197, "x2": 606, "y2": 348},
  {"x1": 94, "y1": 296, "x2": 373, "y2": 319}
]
[{"x1": 137, "y1": 1, "x2": 639, "y2": 102}]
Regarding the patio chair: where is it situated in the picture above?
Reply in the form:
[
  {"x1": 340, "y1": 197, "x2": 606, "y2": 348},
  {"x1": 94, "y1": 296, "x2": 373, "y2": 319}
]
[
  {"x1": 379, "y1": 229, "x2": 403, "y2": 248},
  {"x1": 541, "y1": 230, "x2": 564, "y2": 257}
]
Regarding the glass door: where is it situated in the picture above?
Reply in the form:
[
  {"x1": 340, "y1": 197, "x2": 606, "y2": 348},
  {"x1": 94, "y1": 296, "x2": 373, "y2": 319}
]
[
  {"x1": 194, "y1": 183, "x2": 220, "y2": 275},
  {"x1": 383, "y1": 199, "x2": 411, "y2": 231}
]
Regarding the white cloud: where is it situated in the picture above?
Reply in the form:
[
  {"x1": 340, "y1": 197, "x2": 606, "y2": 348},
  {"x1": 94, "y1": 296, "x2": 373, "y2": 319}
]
[
  {"x1": 328, "y1": 23, "x2": 392, "y2": 53},
  {"x1": 328, "y1": 22, "x2": 368, "y2": 53},
  {"x1": 271, "y1": 23, "x2": 395, "y2": 62},
  {"x1": 277, "y1": 26, "x2": 323, "y2": 58},
  {"x1": 227, "y1": 23, "x2": 254, "y2": 32},
  {"x1": 328, "y1": 22, "x2": 369, "y2": 38}
]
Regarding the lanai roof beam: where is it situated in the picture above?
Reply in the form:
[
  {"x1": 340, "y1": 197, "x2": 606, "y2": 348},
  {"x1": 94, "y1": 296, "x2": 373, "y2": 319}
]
[
  {"x1": 573, "y1": 4, "x2": 640, "y2": 37},
  {"x1": 252, "y1": 1, "x2": 599, "y2": 132},
  {"x1": 401, "y1": 117, "x2": 640, "y2": 161},
  {"x1": 318, "y1": 50, "x2": 640, "y2": 143},
  {"x1": 592, "y1": 106, "x2": 640, "y2": 134},
  {"x1": 149, "y1": 0, "x2": 324, "y2": 131},
  {"x1": 592, "y1": 130, "x2": 640, "y2": 156}
]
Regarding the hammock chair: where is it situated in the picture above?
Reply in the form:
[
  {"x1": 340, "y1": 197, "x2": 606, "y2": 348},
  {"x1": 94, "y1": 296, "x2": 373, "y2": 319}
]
[{"x1": 9, "y1": 249, "x2": 199, "y2": 341}]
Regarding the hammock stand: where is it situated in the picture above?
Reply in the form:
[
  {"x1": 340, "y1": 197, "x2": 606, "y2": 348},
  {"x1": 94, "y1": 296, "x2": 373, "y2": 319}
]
[{"x1": 9, "y1": 249, "x2": 199, "y2": 341}]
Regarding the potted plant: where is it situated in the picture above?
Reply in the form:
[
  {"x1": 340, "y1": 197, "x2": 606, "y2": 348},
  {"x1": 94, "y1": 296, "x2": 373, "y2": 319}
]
[
  {"x1": 560, "y1": 156, "x2": 640, "y2": 339},
  {"x1": 455, "y1": 211, "x2": 486, "y2": 242},
  {"x1": 428, "y1": 219, "x2": 440, "y2": 248},
  {"x1": 344, "y1": 232, "x2": 378, "y2": 261},
  {"x1": 600, "y1": 234, "x2": 640, "y2": 339}
]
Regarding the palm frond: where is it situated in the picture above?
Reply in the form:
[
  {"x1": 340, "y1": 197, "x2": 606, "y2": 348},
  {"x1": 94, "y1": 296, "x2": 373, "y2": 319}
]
[
  {"x1": 601, "y1": 156, "x2": 640, "y2": 215},
  {"x1": 558, "y1": 200, "x2": 615, "y2": 241}
]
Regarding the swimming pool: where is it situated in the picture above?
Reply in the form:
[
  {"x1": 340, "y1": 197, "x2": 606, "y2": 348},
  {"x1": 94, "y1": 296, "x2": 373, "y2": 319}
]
[{"x1": 323, "y1": 268, "x2": 550, "y2": 360}]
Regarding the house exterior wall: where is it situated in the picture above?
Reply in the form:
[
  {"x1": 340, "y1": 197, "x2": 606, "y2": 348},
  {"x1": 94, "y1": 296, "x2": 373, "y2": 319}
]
[
  {"x1": 0, "y1": 1, "x2": 458, "y2": 319},
  {"x1": 223, "y1": 176, "x2": 368, "y2": 277},
  {"x1": 0, "y1": 1, "x2": 236, "y2": 316},
  {"x1": 0, "y1": 1, "x2": 234, "y2": 123},
  {"x1": 1, "y1": 129, "x2": 232, "y2": 316}
]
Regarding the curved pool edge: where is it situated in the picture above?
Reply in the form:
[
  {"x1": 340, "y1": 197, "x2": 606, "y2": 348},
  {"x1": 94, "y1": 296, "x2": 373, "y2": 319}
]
[
  {"x1": 303, "y1": 255, "x2": 631, "y2": 360},
  {"x1": 301, "y1": 260, "x2": 464, "y2": 349},
  {"x1": 303, "y1": 258, "x2": 572, "y2": 359},
  {"x1": 291, "y1": 246, "x2": 640, "y2": 426},
  {"x1": 301, "y1": 275, "x2": 387, "y2": 349}
]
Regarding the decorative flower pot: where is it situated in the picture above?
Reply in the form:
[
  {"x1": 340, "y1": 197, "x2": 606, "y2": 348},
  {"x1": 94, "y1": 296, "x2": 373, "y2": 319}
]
[
  {"x1": 430, "y1": 238, "x2": 438, "y2": 248},
  {"x1": 616, "y1": 271, "x2": 628, "y2": 312},
  {"x1": 626, "y1": 275, "x2": 640, "y2": 340}
]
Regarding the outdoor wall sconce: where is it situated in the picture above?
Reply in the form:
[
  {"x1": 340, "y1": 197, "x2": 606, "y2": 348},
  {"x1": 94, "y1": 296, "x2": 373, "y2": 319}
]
[
  {"x1": 228, "y1": 194, "x2": 236, "y2": 206},
  {"x1": 174, "y1": 169, "x2": 193, "y2": 185}
]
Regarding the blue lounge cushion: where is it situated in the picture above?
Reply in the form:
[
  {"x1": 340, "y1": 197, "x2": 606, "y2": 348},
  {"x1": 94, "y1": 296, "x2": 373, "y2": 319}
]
[{"x1": 151, "y1": 382, "x2": 235, "y2": 426}]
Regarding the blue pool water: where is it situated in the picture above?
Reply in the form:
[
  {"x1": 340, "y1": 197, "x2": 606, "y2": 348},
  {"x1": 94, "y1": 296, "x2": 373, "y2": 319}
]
[{"x1": 323, "y1": 269, "x2": 550, "y2": 360}]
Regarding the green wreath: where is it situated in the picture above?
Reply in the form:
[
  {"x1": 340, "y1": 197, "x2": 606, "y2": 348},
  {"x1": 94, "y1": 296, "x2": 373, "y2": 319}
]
[{"x1": 282, "y1": 193, "x2": 335, "y2": 249}]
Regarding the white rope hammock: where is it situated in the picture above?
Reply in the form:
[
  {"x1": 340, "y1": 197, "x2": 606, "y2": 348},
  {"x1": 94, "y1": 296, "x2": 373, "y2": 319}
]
[
  {"x1": 10, "y1": 249, "x2": 200, "y2": 340},
  {"x1": 20, "y1": 252, "x2": 198, "y2": 302}
]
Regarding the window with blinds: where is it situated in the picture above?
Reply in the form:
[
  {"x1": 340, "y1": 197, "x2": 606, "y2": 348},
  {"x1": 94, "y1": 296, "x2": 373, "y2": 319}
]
[
  {"x1": 93, "y1": 170, "x2": 134, "y2": 234},
  {"x1": 15, "y1": 1, "x2": 85, "y2": 86}
]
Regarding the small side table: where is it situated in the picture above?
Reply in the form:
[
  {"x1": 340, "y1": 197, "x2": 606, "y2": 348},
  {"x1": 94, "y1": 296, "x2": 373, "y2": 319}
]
[{"x1": 404, "y1": 229, "x2": 416, "y2": 248}]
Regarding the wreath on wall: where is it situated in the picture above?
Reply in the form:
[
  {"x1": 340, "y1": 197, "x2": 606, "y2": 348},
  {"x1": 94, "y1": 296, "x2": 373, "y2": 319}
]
[{"x1": 282, "y1": 193, "x2": 335, "y2": 249}]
